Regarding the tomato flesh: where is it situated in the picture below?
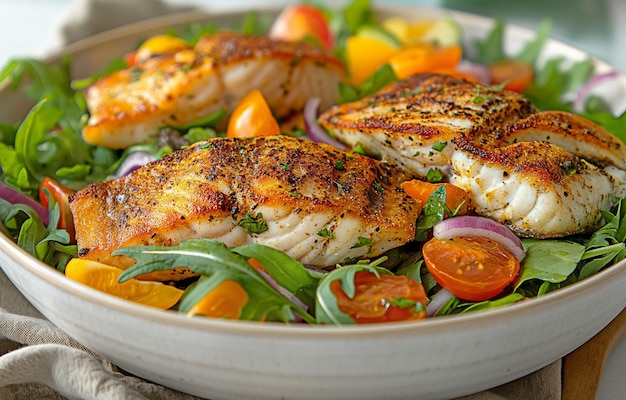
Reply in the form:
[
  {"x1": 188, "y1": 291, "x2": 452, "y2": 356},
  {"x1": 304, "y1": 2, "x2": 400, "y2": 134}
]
[
  {"x1": 39, "y1": 177, "x2": 76, "y2": 242},
  {"x1": 422, "y1": 236, "x2": 520, "y2": 301},
  {"x1": 269, "y1": 4, "x2": 334, "y2": 50},
  {"x1": 401, "y1": 180, "x2": 473, "y2": 216},
  {"x1": 331, "y1": 271, "x2": 427, "y2": 323},
  {"x1": 488, "y1": 59, "x2": 534, "y2": 93}
]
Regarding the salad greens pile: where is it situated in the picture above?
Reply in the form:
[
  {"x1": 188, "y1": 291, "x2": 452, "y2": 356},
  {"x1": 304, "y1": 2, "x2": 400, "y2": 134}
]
[{"x1": 1, "y1": 0, "x2": 626, "y2": 324}]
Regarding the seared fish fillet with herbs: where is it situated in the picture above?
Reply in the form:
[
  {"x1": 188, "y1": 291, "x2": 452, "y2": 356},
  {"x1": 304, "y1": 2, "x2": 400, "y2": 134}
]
[
  {"x1": 83, "y1": 32, "x2": 345, "y2": 149},
  {"x1": 68, "y1": 136, "x2": 421, "y2": 281},
  {"x1": 319, "y1": 73, "x2": 626, "y2": 238}
]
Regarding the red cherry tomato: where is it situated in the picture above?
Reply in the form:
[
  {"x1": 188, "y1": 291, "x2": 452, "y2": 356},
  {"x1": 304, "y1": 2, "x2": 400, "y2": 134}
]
[
  {"x1": 488, "y1": 59, "x2": 534, "y2": 93},
  {"x1": 38, "y1": 177, "x2": 76, "y2": 242},
  {"x1": 269, "y1": 4, "x2": 334, "y2": 50},
  {"x1": 226, "y1": 90, "x2": 281, "y2": 138},
  {"x1": 331, "y1": 271, "x2": 427, "y2": 323},
  {"x1": 422, "y1": 236, "x2": 520, "y2": 302}
]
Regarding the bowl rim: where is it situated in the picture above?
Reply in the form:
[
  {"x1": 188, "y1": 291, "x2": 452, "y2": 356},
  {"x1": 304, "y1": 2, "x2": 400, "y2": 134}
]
[{"x1": 1, "y1": 0, "x2": 625, "y2": 339}]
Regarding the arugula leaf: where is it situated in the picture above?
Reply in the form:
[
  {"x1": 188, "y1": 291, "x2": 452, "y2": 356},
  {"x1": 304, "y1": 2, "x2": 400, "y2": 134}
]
[
  {"x1": 232, "y1": 244, "x2": 320, "y2": 311},
  {"x1": 339, "y1": 64, "x2": 397, "y2": 103},
  {"x1": 115, "y1": 239, "x2": 314, "y2": 323},
  {"x1": 515, "y1": 239, "x2": 585, "y2": 289},
  {"x1": 315, "y1": 258, "x2": 389, "y2": 325},
  {"x1": 515, "y1": 20, "x2": 552, "y2": 65},
  {"x1": 524, "y1": 57, "x2": 594, "y2": 111},
  {"x1": 473, "y1": 19, "x2": 506, "y2": 64}
]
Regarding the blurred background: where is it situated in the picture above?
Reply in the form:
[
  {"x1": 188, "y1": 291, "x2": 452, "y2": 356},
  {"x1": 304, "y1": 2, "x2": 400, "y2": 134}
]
[{"x1": 0, "y1": 0, "x2": 625, "y2": 71}]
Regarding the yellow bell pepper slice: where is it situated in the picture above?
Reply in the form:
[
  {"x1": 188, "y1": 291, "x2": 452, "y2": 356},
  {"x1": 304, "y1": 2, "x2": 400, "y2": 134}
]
[{"x1": 65, "y1": 258, "x2": 184, "y2": 309}]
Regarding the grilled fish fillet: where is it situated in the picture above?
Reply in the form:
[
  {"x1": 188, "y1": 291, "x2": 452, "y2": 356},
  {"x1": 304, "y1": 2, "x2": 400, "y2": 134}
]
[
  {"x1": 69, "y1": 136, "x2": 421, "y2": 280},
  {"x1": 319, "y1": 73, "x2": 626, "y2": 238},
  {"x1": 319, "y1": 74, "x2": 536, "y2": 179},
  {"x1": 83, "y1": 32, "x2": 345, "y2": 149}
]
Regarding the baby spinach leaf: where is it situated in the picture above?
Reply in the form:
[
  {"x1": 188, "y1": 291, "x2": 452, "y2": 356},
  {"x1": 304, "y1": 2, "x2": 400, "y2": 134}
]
[
  {"x1": 0, "y1": 197, "x2": 75, "y2": 271},
  {"x1": 515, "y1": 239, "x2": 585, "y2": 289}
]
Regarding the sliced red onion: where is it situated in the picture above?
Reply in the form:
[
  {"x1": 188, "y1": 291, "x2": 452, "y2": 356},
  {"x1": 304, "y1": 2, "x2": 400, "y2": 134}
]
[
  {"x1": 572, "y1": 71, "x2": 621, "y2": 114},
  {"x1": 115, "y1": 151, "x2": 156, "y2": 178},
  {"x1": 427, "y1": 287, "x2": 454, "y2": 317},
  {"x1": 433, "y1": 215, "x2": 525, "y2": 261},
  {"x1": 0, "y1": 182, "x2": 49, "y2": 225},
  {"x1": 257, "y1": 268, "x2": 308, "y2": 322},
  {"x1": 456, "y1": 60, "x2": 491, "y2": 84},
  {"x1": 303, "y1": 97, "x2": 347, "y2": 149}
]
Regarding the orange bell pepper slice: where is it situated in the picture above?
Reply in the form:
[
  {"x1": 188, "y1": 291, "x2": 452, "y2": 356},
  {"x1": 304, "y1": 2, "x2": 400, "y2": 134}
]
[
  {"x1": 389, "y1": 44, "x2": 462, "y2": 80},
  {"x1": 226, "y1": 90, "x2": 281, "y2": 138}
]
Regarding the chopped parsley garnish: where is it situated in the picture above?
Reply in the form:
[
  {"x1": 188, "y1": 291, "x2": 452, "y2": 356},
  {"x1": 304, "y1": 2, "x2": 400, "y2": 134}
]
[
  {"x1": 238, "y1": 212, "x2": 268, "y2": 235},
  {"x1": 432, "y1": 141, "x2": 448, "y2": 152},
  {"x1": 279, "y1": 162, "x2": 290, "y2": 170},
  {"x1": 426, "y1": 168, "x2": 443, "y2": 183},
  {"x1": 373, "y1": 181, "x2": 383, "y2": 193},
  {"x1": 334, "y1": 160, "x2": 345, "y2": 170},
  {"x1": 317, "y1": 228, "x2": 335, "y2": 239},
  {"x1": 352, "y1": 142, "x2": 368, "y2": 155},
  {"x1": 351, "y1": 237, "x2": 372, "y2": 249}
]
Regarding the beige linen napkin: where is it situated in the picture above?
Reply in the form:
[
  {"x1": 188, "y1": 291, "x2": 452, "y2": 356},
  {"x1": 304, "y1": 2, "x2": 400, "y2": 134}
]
[{"x1": 0, "y1": 0, "x2": 562, "y2": 398}]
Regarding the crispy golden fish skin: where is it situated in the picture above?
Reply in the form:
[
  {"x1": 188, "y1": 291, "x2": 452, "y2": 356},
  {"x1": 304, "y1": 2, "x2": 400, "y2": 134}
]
[
  {"x1": 83, "y1": 32, "x2": 345, "y2": 149},
  {"x1": 320, "y1": 73, "x2": 626, "y2": 238},
  {"x1": 318, "y1": 73, "x2": 536, "y2": 179},
  {"x1": 69, "y1": 136, "x2": 420, "y2": 280}
]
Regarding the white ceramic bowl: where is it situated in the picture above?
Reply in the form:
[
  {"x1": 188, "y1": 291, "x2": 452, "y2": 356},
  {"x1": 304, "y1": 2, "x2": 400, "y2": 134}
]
[{"x1": 1, "y1": 3, "x2": 626, "y2": 400}]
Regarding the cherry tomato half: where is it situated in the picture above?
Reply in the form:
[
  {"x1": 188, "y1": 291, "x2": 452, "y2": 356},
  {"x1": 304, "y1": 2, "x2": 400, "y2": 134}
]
[
  {"x1": 39, "y1": 177, "x2": 76, "y2": 242},
  {"x1": 269, "y1": 4, "x2": 334, "y2": 50},
  {"x1": 331, "y1": 271, "x2": 427, "y2": 323},
  {"x1": 422, "y1": 236, "x2": 520, "y2": 302},
  {"x1": 226, "y1": 90, "x2": 281, "y2": 138},
  {"x1": 488, "y1": 59, "x2": 534, "y2": 93}
]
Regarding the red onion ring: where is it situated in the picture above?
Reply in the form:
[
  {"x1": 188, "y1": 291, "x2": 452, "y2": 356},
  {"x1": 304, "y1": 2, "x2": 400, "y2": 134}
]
[
  {"x1": 433, "y1": 215, "x2": 525, "y2": 261},
  {"x1": 0, "y1": 182, "x2": 49, "y2": 225},
  {"x1": 115, "y1": 151, "x2": 156, "y2": 178},
  {"x1": 303, "y1": 97, "x2": 347, "y2": 149},
  {"x1": 572, "y1": 71, "x2": 620, "y2": 113},
  {"x1": 456, "y1": 60, "x2": 491, "y2": 84},
  {"x1": 256, "y1": 269, "x2": 308, "y2": 322},
  {"x1": 427, "y1": 288, "x2": 454, "y2": 317}
]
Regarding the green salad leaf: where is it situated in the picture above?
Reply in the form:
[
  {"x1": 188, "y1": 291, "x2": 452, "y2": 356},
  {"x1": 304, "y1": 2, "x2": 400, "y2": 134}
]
[
  {"x1": 232, "y1": 243, "x2": 320, "y2": 311},
  {"x1": 115, "y1": 239, "x2": 316, "y2": 323},
  {"x1": 0, "y1": 58, "x2": 120, "y2": 192},
  {"x1": 0, "y1": 197, "x2": 76, "y2": 272},
  {"x1": 515, "y1": 239, "x2": 585, "y2": 289}
]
